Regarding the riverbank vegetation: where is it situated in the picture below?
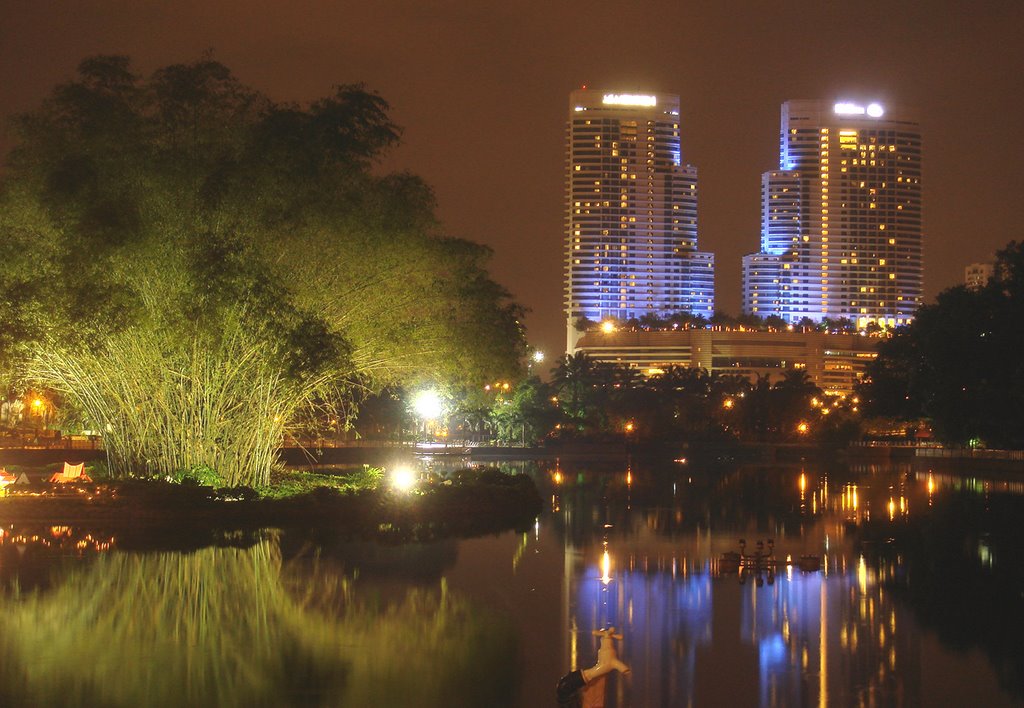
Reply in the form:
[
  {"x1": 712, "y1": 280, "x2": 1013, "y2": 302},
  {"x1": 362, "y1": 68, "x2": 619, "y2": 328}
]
[
  {"x1": 476, "y1": 359, "x2": 860, "y2": 447},
  {"x1": 862, "y1": 241, "x2": 1024, "y2": 449},
  {"x1": 0, "y1": 465, "x2": 541, "y2": 540},
  {"x1": 0, "y1": 55, "x2": 525, "y2": 487}
]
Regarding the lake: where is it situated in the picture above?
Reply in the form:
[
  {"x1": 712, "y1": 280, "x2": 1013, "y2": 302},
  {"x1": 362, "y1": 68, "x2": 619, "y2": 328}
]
[{"x1": 1, "y1": 458, "x2": 1021, "y2": 707}]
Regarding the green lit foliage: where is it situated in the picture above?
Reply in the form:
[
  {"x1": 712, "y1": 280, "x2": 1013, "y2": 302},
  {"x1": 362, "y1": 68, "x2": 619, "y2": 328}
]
[
  {"x1": 0, "y1": 55, "x2": 524, "y2": 484},
  {"x1": 863, "y1": 241, "x2": 1024, "y2": 448},
  {"x1": 488, "y1": 376, "x2": 558, "y2": 445},
  {"x1": 0, "y1": 537, "x2": 517, "y2": 707}
]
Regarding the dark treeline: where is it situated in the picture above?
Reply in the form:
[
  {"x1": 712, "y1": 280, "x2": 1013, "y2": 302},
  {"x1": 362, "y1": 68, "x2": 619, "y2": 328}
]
[
  {"x1": 861, "y1": 241, "x2": 1024, "y2": 449},
  {"x1": 349, "y1": 355, "x2": 861, "y2": 447}
]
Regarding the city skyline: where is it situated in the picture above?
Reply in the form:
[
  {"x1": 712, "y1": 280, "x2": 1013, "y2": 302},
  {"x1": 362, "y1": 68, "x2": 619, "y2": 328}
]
[{"x1": 1, "y1": 1, "x2": 1021, "y2": 359}]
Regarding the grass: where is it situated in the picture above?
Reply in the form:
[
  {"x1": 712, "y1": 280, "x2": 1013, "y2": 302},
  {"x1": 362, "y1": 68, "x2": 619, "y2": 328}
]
[{"x1": 262, "y1": 466, "x2": 384, "y2": 499}]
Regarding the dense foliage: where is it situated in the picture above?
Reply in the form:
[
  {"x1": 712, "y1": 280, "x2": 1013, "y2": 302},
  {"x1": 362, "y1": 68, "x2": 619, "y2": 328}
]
[
  {"x1": 0, "y1": 55, "x2": 525, "y2": 484},
  {"x1": 862, "y1": 241, "x2": 1024, "y2": 448},
  {"x1": 483, "y1": 355, "x2": 851, "y2": 446}
]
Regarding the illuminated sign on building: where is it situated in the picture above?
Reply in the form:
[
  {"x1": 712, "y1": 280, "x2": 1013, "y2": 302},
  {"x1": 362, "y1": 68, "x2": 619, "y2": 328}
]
[
  {"x1": 602, "y1": 93, "x2": 657, "y2": 107},
  {"x1": 833, "y1": 102, "x2": 885, "y2": 117}
]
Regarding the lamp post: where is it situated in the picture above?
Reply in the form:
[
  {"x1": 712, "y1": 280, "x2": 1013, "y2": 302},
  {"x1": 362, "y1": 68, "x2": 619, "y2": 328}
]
[
  {"x1": 411, "y1": 389, "x2": 444, "y2": 444},
  {"x1": 32, "y1": 398, "x2": 48, "y2": 428}
]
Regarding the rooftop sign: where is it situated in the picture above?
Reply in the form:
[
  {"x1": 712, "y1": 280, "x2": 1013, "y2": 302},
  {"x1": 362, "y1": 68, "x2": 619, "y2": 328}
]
[
  {"x1": 834, "y1": 101, "x2": 885, "y2": 118},
  {"x1": 602, "y1": 93, "x2": 657, "y2": 107}
]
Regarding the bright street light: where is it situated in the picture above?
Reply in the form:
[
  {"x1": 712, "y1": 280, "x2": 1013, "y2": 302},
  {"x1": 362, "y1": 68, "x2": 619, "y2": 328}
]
[
  {"x1": 532, "y1": 350, "x2": 545, "y2": 364},
  {"x1": 412, "y1": 389, "x2": 443, "y2": 420}
]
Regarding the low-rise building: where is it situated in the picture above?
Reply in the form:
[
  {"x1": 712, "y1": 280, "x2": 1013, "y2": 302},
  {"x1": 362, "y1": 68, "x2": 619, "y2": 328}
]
[{"x1": 573, "y1": 328, "x2": 879, "y2": 395}]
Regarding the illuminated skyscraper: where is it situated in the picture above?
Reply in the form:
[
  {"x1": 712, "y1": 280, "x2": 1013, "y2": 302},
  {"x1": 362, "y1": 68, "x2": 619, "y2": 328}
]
[
  {"x1": 565, "y1": 89, "x2": 714, "y2": 351},
  {"x1": 742, "y1": 100, "x2": 923, "y2": 327}
]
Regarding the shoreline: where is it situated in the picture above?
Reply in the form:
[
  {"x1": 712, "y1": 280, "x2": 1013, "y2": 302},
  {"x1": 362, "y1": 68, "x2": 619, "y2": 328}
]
[{"x1": 0, "y1": 473, "x2": 543, "y2": 545}]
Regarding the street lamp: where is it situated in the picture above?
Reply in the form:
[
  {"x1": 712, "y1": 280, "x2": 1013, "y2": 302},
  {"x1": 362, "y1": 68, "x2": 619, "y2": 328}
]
[
  {"x1": 31, "y1": 398, "x2": 48, "y2": 429},
  {"x1": 411, "y1": 389, "x2": 444, "y2": 443},
  {"x1": 412, "y1": 389, "x2": 443, "y2": 420}
]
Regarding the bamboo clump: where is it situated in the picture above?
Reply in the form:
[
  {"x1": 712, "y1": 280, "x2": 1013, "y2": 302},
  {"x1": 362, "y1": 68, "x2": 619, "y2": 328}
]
[{"x1": 27, "y1": 315, "x2": 331, "y2": 488}]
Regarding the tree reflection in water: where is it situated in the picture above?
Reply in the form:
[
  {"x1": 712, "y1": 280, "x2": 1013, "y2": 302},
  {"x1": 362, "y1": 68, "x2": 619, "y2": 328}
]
[{"x1": 0, "y1": 533, "x2": 517, "y2": 707}]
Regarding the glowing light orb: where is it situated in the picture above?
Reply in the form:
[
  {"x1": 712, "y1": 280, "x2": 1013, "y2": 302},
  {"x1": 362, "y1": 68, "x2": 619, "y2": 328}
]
[
  {"x1": 412, "y1": 389, "x2": 443, "y2": 419},
  {"x1": 390, "y1": 466, "x2": 417, "y2": 492}
]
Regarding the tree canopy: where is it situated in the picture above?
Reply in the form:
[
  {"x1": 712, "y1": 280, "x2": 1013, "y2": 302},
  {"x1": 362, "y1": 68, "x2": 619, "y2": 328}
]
[
  {"x1": 0, "y1": 55, "x2": 525, "y2": 484},
  {"x1": 862, "y1": 241, "x2": 1024, "y2": 448}
]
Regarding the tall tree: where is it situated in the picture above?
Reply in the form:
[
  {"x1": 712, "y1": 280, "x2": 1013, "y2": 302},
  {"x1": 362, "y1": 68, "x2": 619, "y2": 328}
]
[
  {"x1": 863, "y1": 241, "x2": 1024, "y2": 448},
  {"x1": 0, "y1": 55, "x2": 525, "y2": 485}
]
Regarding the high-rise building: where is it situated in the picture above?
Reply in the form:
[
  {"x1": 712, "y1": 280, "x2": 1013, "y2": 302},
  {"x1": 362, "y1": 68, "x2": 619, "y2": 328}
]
[
  {"x1": 965, "y1": 261, "x2": 993, "y2": 290},
  {"x1": 565, "y1": 89, "x2": 714, "y2": 352},
  {"x1": 742, "y1": 100, "x2": 923, "y2": 327}
]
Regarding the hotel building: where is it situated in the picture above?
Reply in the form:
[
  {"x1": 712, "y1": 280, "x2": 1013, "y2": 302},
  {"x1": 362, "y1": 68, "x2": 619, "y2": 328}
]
[
  {"x1": 565, "y1": 89, "x2": 715, "y2": 352},
  {"x1": 742, "y1": 100, "x2": 923, "y2": 327}
]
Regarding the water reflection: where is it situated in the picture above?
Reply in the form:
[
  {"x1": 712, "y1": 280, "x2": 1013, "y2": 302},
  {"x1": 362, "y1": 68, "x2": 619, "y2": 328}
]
[
  {"x1": 2, "y1": 458, "x2": 1023, "y2": 706},
  {"x1": 0, "y1": 529, "x2": 516, "y2": 708},
  {"x1": 543, "y1": 460, "x2": 1023, "y2": 707}
]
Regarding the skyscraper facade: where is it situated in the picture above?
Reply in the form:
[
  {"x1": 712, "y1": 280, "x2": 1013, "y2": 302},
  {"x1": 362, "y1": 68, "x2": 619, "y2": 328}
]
[
  {"x1": 742, "y1": 100, "x2": 923, "y2": 327},
  {"x1": 565, "y1": 89, "x2": 714, "y2": 351}
]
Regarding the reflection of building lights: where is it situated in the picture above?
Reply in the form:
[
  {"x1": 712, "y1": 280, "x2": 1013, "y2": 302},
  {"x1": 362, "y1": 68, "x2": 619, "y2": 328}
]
[
  {"x1": 858, "y1": 555, "x2": 868, "y2": 594},
  {"x1": 799, "y1": 473, "x2": 806, "y2": 492},
  {"x1": 553, "y1": 471, "x2": 563, "y2": 485},
  {"x1": 888, "y1": 498, "x2": 895, "y2": 520},
  {"x1": 626, "y1": 471, "x2": 632, "y2": 486},
  {"x1": 601, "y1": 547, "x2": 612, "y2": 585}
]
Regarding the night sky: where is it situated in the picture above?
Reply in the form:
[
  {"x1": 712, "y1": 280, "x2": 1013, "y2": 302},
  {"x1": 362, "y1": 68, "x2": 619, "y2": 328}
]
[{"x1": 2, "y1": 1, "x2": 1022, "y2": 359}]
